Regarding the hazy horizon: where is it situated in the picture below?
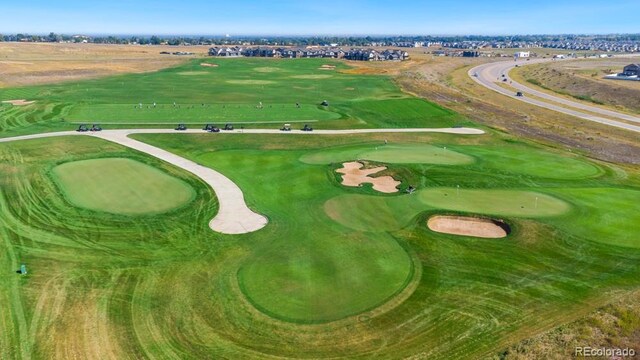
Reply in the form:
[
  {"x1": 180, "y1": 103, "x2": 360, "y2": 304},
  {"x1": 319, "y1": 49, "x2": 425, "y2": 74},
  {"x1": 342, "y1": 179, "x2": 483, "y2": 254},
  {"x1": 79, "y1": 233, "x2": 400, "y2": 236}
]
[{"x1": 1, "y1": 0, "x2": 638, "y2": 36}]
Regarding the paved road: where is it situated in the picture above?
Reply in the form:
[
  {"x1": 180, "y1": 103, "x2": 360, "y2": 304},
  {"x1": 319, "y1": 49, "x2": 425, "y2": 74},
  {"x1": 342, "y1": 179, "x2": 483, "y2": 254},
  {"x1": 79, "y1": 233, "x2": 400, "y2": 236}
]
[
  {"x1": 0, "y1": 127, "x2": 484, "y2": 234},
  {"x1": 469, "y1": 59, "x2": 640, "y2": 133}
]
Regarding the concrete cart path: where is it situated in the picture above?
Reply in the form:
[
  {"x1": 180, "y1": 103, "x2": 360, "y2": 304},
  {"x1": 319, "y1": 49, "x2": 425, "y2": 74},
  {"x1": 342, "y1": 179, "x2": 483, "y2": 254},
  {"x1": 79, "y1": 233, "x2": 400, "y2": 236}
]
[{"x1": 0, "y1": 126, "x2": 485, "y2": 234}]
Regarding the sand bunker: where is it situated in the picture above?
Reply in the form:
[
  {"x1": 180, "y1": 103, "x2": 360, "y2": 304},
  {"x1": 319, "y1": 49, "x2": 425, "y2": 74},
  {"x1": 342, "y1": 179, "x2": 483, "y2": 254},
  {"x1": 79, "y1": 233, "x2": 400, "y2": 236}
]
[
  {"x1": 336, "y1": 161, "x2": 400, "y2": 193},
  {"x1": 427, "y1": 215, "x2": 510, "y2": 239},
  {"x1": 2, "y1": 99, "x2": 35, "y2": 106},
  {"x1": 200, "y1": 63, "x2": 219, "y2": 67}
]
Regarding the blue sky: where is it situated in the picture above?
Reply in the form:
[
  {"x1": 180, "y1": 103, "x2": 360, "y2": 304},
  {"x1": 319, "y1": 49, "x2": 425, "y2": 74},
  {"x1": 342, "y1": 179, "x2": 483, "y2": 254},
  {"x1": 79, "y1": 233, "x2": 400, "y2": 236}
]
[{"x1": 1, "y1": 0, "x2": 638, "y2": 35}]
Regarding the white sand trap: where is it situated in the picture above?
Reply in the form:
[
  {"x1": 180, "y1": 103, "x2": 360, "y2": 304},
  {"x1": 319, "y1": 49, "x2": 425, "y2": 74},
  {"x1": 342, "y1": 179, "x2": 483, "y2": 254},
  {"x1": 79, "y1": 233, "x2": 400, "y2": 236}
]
[
  {"x1": 200, "y1": 63, "x2": 219, "y2": 67},
  {"x1": 427, "y1": 215, "x2": 509, "y2": 239},
  {"x1": 336, "y1": 161, "x2": 400, "y2": 193},
  {"x1": 2, "y1": 99, "x2": 35, "y2": 106}
]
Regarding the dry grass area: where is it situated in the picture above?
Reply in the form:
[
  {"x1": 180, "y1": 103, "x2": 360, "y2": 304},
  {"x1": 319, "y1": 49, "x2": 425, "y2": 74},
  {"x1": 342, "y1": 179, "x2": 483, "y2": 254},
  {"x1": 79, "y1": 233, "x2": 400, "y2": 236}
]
[
  {"x1": 0, "y1": 42, "x2": 209, "y2": 87},
  {"x1": 511, "y1": 59, "x2": 640, "y2": 114},
  {"x1": 394, "y1": 56, "x2": 640, "y2": 164},
  {"x1": 497, "y1": 290, "x2": 640, "y2": 359}
]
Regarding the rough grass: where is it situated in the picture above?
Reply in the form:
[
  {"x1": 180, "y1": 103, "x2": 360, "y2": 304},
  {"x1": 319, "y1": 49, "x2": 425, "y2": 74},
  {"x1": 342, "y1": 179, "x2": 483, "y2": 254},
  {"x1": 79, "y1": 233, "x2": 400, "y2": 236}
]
[{"x1": 51, "y1": 158, "x2": 195, "y2": 215}]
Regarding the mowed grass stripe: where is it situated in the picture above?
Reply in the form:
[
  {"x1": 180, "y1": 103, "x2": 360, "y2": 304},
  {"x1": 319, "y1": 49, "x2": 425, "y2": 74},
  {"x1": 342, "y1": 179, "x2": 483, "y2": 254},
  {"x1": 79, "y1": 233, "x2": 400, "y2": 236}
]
[{"x1": 51, "y1": 158, "x2": 195, "y2": 215}]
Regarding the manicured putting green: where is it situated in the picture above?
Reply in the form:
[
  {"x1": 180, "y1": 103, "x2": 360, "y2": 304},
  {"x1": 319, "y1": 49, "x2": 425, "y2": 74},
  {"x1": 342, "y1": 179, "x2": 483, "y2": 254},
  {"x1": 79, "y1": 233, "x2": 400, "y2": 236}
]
[
  {"x1": 452, "y1": 145, "x2": 602, "y2": 179},
  {"x1": 52, "y1": 158, "x2": 195, "y2": 215},
  {"x1": 418, "y1": 188, "x2": 570, "y2": 217},
  {"x1": 300, "y1": 144, "x2": 474, "y2": 165}
]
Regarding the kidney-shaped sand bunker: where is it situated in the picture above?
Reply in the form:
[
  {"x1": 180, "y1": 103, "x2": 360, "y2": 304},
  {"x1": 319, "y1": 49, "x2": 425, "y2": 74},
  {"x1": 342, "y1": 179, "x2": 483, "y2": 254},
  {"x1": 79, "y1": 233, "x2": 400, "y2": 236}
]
[{"x1": 427, "y1": 215, "x2": 511, "y2": 239}]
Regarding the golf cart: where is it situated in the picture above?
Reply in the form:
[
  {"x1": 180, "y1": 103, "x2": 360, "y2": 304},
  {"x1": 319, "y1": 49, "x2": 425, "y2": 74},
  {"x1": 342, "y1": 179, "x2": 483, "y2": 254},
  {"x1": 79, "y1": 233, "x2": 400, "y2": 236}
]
[
  {"x1": 516, "y1": 91, "x2": 524, "y2": 97},
  {"x1": 280, "y1": 124, "x2": 292, "y2": 132},
  {"x1": 175, "y1": 123, "x2": 187, "y2": 131},
  {"x1": 321, "y1": 100, "x2": 329, "y2": 107},
  {"x1": 76, "y1": 124, "x2": 89, "y2": 132},
  {"x1": 223, "y1": 124, "x2": 234, "y2": 131},
  {"x1": 90, "y1": 124, "x2": 102, "y2": 132},
  {"x1": 302, "y1": 124, "x2": 313, "y2": 132}
]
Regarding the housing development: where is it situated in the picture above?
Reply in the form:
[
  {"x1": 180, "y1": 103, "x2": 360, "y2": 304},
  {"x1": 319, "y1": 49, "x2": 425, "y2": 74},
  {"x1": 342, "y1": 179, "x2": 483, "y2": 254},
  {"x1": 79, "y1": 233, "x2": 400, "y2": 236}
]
[{"x1": 208, "y1": 46, "x2": 410, "y2": 60}]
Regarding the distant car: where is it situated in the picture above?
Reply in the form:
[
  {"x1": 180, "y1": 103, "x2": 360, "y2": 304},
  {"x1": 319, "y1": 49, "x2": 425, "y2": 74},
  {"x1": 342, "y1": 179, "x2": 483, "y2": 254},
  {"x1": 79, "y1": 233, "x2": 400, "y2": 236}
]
[{"x1": 516, "y1": 92, "x2": 524, "y2": 97}]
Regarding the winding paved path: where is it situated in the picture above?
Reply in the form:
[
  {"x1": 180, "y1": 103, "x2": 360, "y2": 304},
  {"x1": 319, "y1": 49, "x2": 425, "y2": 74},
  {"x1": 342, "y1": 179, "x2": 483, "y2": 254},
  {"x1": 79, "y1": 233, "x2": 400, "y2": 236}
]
[
  {"x1": 0, "y1": 127, "x2": 484, "y2": 234},
  {"x1": 469, "y1": 59, "x2": 640, "y2": 133}
]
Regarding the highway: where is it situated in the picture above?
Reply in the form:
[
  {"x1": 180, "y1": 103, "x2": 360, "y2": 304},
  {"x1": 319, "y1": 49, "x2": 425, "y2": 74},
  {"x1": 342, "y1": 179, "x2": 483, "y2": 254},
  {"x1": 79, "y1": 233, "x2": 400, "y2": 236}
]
[{"x1": 469, "y1": 58, "x2": 640, "y2": 133}]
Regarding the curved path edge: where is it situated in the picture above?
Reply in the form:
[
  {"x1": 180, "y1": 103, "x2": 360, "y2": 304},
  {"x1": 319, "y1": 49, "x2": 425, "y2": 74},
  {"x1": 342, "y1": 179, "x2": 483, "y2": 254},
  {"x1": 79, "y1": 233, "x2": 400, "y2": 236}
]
[
  {"x1": 469, "y1": 59, "x2": 640, "y2": 133},
  {"x1": 0, "y1": 127, "x2": 484, "y2": 234}
]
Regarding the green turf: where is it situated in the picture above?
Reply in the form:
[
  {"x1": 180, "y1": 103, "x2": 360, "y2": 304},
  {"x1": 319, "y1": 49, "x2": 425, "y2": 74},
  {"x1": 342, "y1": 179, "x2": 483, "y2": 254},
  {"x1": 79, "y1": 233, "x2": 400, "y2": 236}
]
[
  {"x1": 0, "y1": 58, "x2": 464, "y2": 133},
  {"x1": 51, "y1": 157, "x2": 195, "y2": 215},
  {"x1": 1, "y1": 55, "x2": 640, "y2": 359},
  {"x1": 1, "y1": 132, "x2": 640, "y2": 359},
  {"x1": 300, "y1": 143, "x2": 474, "y2": 165},
  {"x1": 193, "y1": 150, "x2": 413, "y2": 323},
  {"x1": 547, "y1": 188, "x2": 640, "y2": 248},
  {"x1": 451, "y1": 144, "x2": 603, "y2": 179},
  {"x1": 417, "y1": 187, "x2": 571, "y2": 217}
]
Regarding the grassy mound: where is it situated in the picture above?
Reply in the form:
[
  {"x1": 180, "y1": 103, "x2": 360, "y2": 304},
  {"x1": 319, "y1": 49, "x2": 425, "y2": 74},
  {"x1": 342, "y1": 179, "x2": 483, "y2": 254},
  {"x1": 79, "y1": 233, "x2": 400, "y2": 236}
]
[
  {"x1": 300, "y1": 143, "x2": 473, "y2": 165},
  {"x1": 52, "y1": 158, "x2": 195, "y2": 215},
  {"x1": 418, "y1": 188, "x2": 571, "y2": 217}
]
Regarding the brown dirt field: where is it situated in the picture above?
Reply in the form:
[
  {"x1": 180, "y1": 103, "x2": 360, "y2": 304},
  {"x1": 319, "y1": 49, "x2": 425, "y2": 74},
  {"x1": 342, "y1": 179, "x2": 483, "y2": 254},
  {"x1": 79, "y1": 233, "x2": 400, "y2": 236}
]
[
  {"x1": 1, "y1": 99, "x2": 35, "y2": 106},
  {"x1": 0, "y1": 42, "x2": 209, "y2": 87},
  {"x1": 336, "y1": 161, "x2": 400, "y2": 193},
  {"x1": 427, "y1": 215, "x2": 509, "y2": 238}
]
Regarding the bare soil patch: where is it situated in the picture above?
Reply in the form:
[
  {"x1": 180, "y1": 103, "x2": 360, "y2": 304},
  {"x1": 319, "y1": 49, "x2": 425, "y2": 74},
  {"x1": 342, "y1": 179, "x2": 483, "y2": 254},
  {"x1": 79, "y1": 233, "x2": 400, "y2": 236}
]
[
  {"x1": 200, "y1": 63, "x2": 219, "y2": 68},
  {"x1": 2, "y1": 99, "x2": 35, "y2": 106},
  {"x1": 427, "y1": 215, "x2": 510, "y2": 238},
  {"x1": 336, "y1": 161, "x2": 400, "y2": 193},
  {"x1": 319, "y1": 64, "x2": 336, "y2": 70}
]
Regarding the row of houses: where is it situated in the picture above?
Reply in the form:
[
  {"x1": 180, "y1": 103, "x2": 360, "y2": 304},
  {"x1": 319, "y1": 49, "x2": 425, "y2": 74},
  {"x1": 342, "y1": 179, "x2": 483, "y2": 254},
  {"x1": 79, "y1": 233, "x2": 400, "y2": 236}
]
[{"x1": 208, "y1": 47, "x2": 409, "y2": 61}]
